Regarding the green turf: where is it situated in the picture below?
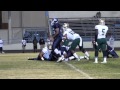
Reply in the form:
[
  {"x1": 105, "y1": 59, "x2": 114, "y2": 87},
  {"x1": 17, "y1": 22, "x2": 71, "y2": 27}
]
[{"x1": 0, "y1": 51, "x2": 120, "y2": 79}]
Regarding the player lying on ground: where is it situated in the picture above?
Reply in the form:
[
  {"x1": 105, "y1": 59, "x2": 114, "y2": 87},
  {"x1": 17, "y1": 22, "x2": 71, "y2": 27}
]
[{"x1": 28, "y1": 46, "x2": 58, "y2": 61}]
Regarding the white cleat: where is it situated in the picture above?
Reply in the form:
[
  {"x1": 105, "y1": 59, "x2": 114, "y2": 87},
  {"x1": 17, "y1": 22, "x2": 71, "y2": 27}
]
[
  {"x1": 77, "y1": 58, "x2": 81, "y2": 61},
  {"x1": 84, "y1": 56, "x2": 89, "y2": 60},
  {"x1": 69, "y1": 56, "x2": 75, "y2": 61},
  {"x1": 93, "y1": 61, "x2": 98, "y2": 63},
  {"x1": 101, "y1": 61, "x2": 107, "y2": 63},
  {"x1": 64, "y1": 58, "x2": 68, "y2": 62},
  {"x1": 57, "y1": 57, "x2": 63, "y2": 62},
  {"x1": 27, "y1": 57, "x2": 30, "y2": 60}
]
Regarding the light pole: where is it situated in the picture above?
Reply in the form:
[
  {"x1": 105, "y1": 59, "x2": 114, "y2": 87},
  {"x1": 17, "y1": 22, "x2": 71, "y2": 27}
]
[
  {"x1": 45, "y1": 11, "x2": 51, "y2": 36},
  {"x1": 20, "y1": 11, "x2": 23, "y2": 38},
  {"x1": 8, "y1": 11, "x2": 12, "y2": 44}
]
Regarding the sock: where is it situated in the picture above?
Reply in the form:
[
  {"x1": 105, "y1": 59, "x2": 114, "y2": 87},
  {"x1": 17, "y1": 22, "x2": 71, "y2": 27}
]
[
  {"x1": 79, "y1": 56, "x2": 85, "y2": 59},
  {"x1": 103, "y1": 57, "x2": 107, "y2": 62},
  {"x1": 73, "y1": 53, "x2": 79, "y2": 59},
  {"x1": 58, "y1": 51, "x2": 61, "y2": 56},
  {"x1": 61, "y1": 55, "x2": 64, "y2": 60},
  {"x1": 95, "y1": 57, "x2": 98, "y2": 62},
  {"x1": 54, "y1": 48, "x2": 59, "y2": 55},
  {"x1": 85, "y1": 51, "x2": 89, "y2": 57},
  {"x1": 69, "y1": 56, "x2": 75, "y2": 60}
]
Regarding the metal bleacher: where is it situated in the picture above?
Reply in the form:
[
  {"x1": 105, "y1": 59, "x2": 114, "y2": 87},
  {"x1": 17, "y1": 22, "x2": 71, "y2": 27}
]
[{"x1": 58, "y1": 17, "x2": 120, "y2": 41}]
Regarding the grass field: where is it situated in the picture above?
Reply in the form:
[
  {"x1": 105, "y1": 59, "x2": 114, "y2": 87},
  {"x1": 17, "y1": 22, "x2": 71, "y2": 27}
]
[{"x1": 0, "y1": 51, "x2": 120, "y2": 79}]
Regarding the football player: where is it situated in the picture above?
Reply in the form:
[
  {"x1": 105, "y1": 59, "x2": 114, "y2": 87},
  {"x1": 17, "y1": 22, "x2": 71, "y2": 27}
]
[
  {"x1": 62, "y1": 23, "x2": 90, "y2": 61},
  {"x1": 28, "y1": 46, "x2": 58, "y2": 61},
  {"x1": 94, "y1": 18, "x2": 108, "y2": 63},
  {"x1": 51, "y1": 18, "x2": 62, "y2": 57}
]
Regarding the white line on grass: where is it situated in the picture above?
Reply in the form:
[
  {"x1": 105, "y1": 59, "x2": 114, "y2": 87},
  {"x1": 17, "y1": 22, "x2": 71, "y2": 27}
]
[{"x1": 64, "y1": 61, "x2": 93, "y2": 79}]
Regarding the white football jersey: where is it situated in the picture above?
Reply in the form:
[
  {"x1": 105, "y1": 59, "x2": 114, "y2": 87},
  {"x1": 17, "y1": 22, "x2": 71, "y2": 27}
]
[
  {"x1": 42, "y1": 47, "x2": 51, "y2": 59},
  {"x1": 63, "y1": 31, "x2": 74, "y2": 40},
  {"x1": 95, "y1": 25, "x2": 108, "y2": 39},
  {"x1": 66, "y1": 28, "x2": 74, "y2": 33},
  {"x1": 73, "y1": 33, "x2": 81, "y2": 39},
  {"x1": 63, "y1": 31, "x2": 80, "y2": 40}
]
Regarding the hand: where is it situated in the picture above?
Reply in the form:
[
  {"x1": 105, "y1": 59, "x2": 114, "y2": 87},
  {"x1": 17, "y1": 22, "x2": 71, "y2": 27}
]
[
  {"x1": 96, "y1": 42, "x2": 98, "y2": 46},
  {"x1": 41, "y1": 57, "x2": 44, "y2": 61},
  {"x1": 62, "y1": 40, "x2": 64, "y2": 42},
  {"x1": 99, "y1": 49, "x2": 101, "y2": 52},
  {"x1": 49, "y1": 36, "x2": 54, "y2": 42}
]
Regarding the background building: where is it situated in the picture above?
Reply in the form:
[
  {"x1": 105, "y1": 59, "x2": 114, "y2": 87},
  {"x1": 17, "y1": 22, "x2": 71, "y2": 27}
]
[{"x1": 0, "y1": 11, "x2": 48, "y2": 44}]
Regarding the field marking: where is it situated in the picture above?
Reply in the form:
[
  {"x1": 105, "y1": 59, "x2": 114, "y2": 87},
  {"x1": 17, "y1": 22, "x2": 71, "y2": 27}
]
[{"x1": 64, "y1": 61, "x2": 93, "y2": 79}]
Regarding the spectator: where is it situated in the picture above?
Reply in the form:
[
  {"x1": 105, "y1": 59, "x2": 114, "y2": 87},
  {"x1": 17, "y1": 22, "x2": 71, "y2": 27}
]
[
  {"x1": 33, "y1": 36, "x2": 38, "y2": 52},
  {"x1": 0, "y1": 38, "x2": 4, "y2": 53},
  {"x1": 39, "y1": 37, "x2": 45, "y2": 49},
  {"x1": 96, "y1": 11, "x2": 101, "y2": 18},
  {"x1": 22, "y1": 37, "x2": 26, "y2": 53}
]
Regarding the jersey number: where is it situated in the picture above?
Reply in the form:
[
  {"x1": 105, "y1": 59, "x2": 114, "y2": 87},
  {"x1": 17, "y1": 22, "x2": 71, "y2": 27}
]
[
  {"x1": 69, "y1": 31, "x2": 74, "y2": 35},
  {"x1": 102, "y1": 29, "x2": 105, "y2": 35}
]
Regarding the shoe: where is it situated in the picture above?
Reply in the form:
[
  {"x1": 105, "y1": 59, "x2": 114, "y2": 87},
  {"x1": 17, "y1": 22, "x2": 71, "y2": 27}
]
[
  {"x1": 84, "y1": 56, "x2": 89, "y2": 60},
  {"x1": 64, "y1": 58, "x2": 68, "y2": 62},
  {"x1": 57, "y1": 57, "x2": 63, "y2": 62},
  {"x1": 28, "y1": 57, "x2": 32, "y2": 60},
  {"x1": 69, "y1": 56, "x2": 75, "y2": 60},
  {"x1": 101, "y1": 61, "x2": 107, "y2": 63},
  {"x1": 93, "y1": 61, "x2": 98, "y2": 63},
  {"x1": 27, "y1": 57, "x2": 30, "y2": 60},
  {"x1": 77, "y1": 58, "x2": 80, "y2": 61}
]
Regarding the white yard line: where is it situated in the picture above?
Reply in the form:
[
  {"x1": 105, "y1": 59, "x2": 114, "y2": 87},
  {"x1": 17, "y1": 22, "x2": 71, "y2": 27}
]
[{"x1": 64, "y1": 61, "x2": 93, "y2": 79}]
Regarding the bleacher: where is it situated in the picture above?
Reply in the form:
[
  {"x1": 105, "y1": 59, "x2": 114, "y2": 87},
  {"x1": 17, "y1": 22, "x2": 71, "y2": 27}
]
[{"x1": 3, "y1": 17, "x2": 120, "y2": 53}]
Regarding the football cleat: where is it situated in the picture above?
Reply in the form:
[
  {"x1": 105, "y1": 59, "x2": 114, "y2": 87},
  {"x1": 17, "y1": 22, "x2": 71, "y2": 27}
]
[
  {"x1": 93, "y1": 61, "x2": 98, "y2": 63},
  {"x1": 84, "y1": 56, "x2": 89, "y2": 60},
  {"x1": 101, "y1": 61, "x2": 107, "y2": 63},
  {"x1": 57, "y1": 57, "x2": 64, "y2": 62}
]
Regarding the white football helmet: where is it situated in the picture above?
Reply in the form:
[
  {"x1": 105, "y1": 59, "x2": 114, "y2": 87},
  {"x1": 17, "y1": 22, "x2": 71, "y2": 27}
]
[
  {"x1": 99, "y1": 18, "x2": 105, "y2": 25},
  {"x1": 63, "y1": 23, "x2": 69, "y2": 28},
  {"x1": 62, "y1": 23, "x2": 69, "y2": 32}
]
